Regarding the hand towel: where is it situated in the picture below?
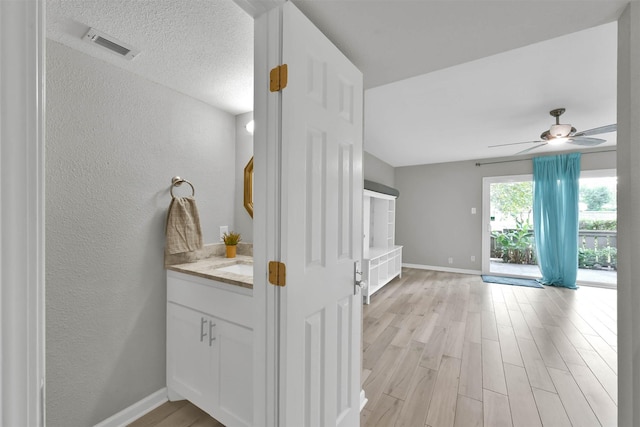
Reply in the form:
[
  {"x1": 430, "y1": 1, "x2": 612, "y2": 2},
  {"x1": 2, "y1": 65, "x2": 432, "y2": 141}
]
[{"x1": 165, "y1": 196, "x2": 204, "y2": 254}]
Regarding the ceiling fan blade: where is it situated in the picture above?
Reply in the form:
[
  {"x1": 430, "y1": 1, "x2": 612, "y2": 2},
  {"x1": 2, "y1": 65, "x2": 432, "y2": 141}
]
[
  {"x1": 515, "y1": 143, "x2": 548, "y2": 155},
  {"x1": 573, "y1": 124, "x2": 617, "y2": 137},
  {"x1": 567, "y1": 136, "x2": 606, "y2": 146},
  {"x1": 488, "y1": 140, "x2": 544, "y2": 148}
]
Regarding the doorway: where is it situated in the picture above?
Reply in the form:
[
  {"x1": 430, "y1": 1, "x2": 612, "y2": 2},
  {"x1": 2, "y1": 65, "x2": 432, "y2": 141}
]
[
  {"x1": 577, "y1": 169, "x2": 617, "y2": 287},
  {"x1": 482, "y1": 174, "x2": 537, "y2": 278},
  {"x1": 482, "y1": 170, "x2": 617, "y2": 287}
]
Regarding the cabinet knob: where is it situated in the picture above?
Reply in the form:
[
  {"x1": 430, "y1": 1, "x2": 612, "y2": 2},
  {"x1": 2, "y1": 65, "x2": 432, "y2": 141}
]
[
  {"x1": 200, "y1": 317, "x2": 208, "y2": 342},
  {"x1": 209, "y1": 321, "x2": 216, "y2": 346}
]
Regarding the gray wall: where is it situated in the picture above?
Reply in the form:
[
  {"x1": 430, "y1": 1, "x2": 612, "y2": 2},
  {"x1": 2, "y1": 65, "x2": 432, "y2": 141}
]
[
  {"x1": 46, "y1": 41, "x2": 236, "y2": 426},
  {"x1": 364, "y1": 151, "x2": 395, "y2": 188},
  {"x1": 616, "y1": 4, "x2": 640, "y2": 425},
  {"x1": 395, "y1": 149, "x2": 616, "y2": 270},
  {"x1": 234, "y1": 112, "x2": 254, "y2": 242}
]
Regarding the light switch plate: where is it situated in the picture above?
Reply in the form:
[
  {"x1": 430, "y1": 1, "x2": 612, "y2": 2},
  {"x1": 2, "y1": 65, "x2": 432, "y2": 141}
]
[
  {"x1": 471, "y1": 207, "x2": 477, "y2": 214},
  {"x1": 219, "y1": 225, "x2": 228, "y2": 239}
]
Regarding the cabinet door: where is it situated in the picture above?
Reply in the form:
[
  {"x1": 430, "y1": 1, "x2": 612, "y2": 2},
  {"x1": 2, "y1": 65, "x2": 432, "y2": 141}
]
[
  {"x1": 215, "y1": 320, "x2": 253, "y2": 427},
  {"x1": 167, "y1": 303, "x2": 216, "y2": 412}
]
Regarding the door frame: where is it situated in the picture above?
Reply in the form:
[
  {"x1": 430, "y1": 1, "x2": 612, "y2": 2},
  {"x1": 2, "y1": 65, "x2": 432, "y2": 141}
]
[
  {"x1": 252, "y1": 5, "x2": 282, "y2": 427},
  {"x1": 0, "y1": 0, "x2": 46, "y2": 425}
]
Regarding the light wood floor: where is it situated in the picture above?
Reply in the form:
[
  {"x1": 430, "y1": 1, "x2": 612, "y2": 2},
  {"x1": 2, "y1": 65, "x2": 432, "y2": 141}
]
[
  {"x1": 128, "y1": 400, "x2": 224, "y2": 427},
  {"x1": 361, "y1": 268, "x2": 617, "y2": 427},
  {"x1": 132, "y1": 268, "x2": 617, "y2": 427}
]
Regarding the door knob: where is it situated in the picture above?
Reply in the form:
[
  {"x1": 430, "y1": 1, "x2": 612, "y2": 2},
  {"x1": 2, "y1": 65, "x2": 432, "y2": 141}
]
[{"x1": 354, "y1": 261, "x2": 365, "y2": 295}]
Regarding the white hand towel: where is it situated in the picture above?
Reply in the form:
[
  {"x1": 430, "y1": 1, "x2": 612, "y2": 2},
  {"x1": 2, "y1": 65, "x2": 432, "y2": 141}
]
[{"x1": 165, "y1": 196, "x2": 203, "y2": 254}]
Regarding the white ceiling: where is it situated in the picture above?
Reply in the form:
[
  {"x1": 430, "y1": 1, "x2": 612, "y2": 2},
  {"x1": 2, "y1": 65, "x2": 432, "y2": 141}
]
[
  {"x1": 365, "y1": 22, "x2": 618, "y2": 166},
  {"x1": 47, "y1": 0, "x2": 254, "y2": 115},
  {"x1": 47, "y1": 0, "x2": 626, "y2": 166}
]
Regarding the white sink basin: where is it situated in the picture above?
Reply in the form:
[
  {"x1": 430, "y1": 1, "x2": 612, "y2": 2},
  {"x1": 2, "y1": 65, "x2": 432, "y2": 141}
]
[{"x1": 215, "y1": 263, "x2": 253, "y2": 277}]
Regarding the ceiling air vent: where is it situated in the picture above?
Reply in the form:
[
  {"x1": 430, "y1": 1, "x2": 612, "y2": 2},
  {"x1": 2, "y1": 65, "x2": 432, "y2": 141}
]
[{"x1": 83, "y1": 28, "x2": 140, "y2": 60}]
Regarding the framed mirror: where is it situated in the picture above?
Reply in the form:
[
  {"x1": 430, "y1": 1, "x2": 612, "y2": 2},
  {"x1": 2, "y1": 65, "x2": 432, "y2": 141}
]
[{"x1": 244, "y1": 156, "x2": 253, "y2": 218}]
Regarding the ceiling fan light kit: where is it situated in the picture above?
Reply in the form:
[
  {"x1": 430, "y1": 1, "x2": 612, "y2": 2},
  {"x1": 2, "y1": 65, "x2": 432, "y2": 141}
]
[
  {"x1": 489, "y1": 107, "x2": 616, "y2": 155},
  {"x1": 549, "y1": 124, "x2": 573, "y2": 138},
  {"x1": 547, "y1": 137, "x2": 567, "y2": 145},
  {"x1": 543, "y1": 108, "x2": 575, "y2": 139}
]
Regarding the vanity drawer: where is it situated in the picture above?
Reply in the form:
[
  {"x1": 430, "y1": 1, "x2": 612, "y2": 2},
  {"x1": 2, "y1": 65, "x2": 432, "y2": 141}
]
[{"x1": 167, "y1": 270, "x2": 252, "y2": 328}]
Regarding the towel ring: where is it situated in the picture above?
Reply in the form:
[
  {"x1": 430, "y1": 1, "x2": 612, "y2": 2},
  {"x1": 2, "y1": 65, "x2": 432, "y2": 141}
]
[{"x1": 170, "y1": 176, "x2": 195, "y2": 198}]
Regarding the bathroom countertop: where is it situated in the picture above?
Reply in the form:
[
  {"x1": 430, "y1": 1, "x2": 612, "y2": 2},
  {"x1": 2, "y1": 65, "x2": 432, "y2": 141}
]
[{"x1": 166, "y1": 255, "x2": 253, "y2": 289}]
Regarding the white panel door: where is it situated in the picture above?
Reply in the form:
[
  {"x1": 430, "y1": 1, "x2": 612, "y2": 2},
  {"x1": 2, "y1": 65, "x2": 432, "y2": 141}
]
[{"x1": 276, "y1": 3, "x2": 364, "y2": 426}]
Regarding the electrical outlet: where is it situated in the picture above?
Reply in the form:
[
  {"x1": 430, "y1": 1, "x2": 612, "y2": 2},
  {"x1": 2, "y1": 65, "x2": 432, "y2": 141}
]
[
  {"x1": 448, "y1": 257, "x2": 454, "y2": 264},
  {"x1": 471, "y1": 255, "x2": 476, "y2": 262},
  {"x1": 219, "y1": 225, "x2": 228, "y2": 240},
  {"x1": 471, "y1": 207, "x2": 477, "y2": 214}
]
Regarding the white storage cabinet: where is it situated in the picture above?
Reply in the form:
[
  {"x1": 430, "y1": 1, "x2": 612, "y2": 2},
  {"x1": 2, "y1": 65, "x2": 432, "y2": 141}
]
[
  {"x1": 362, "y1": 189, "x2": 402, "y2": 304},
  {"x1": 167, "y1": 270, "x2": 253, "y2": 427}
]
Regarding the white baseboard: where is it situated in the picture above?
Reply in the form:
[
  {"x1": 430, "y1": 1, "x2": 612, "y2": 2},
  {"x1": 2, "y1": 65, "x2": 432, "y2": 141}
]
[
  {"x1": 360, "y1": 389, "x2": 368, "y2": 411},
  {"x1": 94, "y1": 388, "x2": 168, "y2": 427},
  {"x1": 403, "y1": 263, "x2": 481, "y2": 276}
]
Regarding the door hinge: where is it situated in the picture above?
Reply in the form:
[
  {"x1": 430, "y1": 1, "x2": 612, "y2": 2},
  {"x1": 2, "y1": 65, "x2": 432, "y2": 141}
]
[
  {"x1": 268, "y1": 261, "x2": 286, "y2": 287},
  {"x1": 270, "y1": 64, "x2": 288, "y2": 92}
]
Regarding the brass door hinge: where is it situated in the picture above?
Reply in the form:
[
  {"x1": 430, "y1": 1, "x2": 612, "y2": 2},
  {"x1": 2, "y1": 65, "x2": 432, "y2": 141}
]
[
  {"x1": 268, "y1": 261, "x2": 286, "y2": 287},
  {"x1": 270, "y1": 64, "x2": 288, "y2": 92}
]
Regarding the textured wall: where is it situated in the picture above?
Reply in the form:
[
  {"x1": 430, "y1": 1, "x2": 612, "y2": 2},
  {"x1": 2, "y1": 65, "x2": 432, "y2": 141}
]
[
  {"x1": 363, "y1": 151, "x2": 395, "y2": 188},
  {"x1": 234, "y1": 112, "x2": 254, "y2": 242},
  {"x1": 46, "y1": 40, "x2": 236, "y2": 426},
  {"x1": 395, "y1": 150, "x2": 616, "y2": 270}
]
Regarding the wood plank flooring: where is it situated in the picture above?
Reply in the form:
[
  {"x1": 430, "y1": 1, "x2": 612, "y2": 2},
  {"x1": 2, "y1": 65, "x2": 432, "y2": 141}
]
[
  {"x1": 131, "y1": 267, "x2": 617, "y2": 427},
  {"x1": 361, "y1": 268, "x2": 617, "y2": 427},
  {"x1": 127, "y1": 400, "x2": 223, "y2": 427}
]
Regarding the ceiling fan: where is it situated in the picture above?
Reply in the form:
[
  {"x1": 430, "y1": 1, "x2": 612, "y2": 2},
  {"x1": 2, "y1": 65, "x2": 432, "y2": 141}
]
[{"x1": 489, "y1": 108, "x2": 617, "y2": 155}]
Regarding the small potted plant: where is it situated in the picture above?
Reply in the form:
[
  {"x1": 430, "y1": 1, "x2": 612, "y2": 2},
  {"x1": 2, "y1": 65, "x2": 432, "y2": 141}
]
[{"x1": 222, "y1": 231, "x2": 241, "y2": 258}]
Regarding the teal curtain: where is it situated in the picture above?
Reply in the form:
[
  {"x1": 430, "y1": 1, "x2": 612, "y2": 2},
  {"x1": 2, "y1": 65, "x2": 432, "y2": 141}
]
[{"x1": 533, "y1": 153, "x2": 581, "y2": 289}]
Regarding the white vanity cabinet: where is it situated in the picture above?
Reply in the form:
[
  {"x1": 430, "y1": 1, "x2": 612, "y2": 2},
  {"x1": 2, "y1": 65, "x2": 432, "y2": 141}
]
[
  {"x1": 166, "y1": 270, "x2": 253, "y2": 427},
  {"x1": 363, "y1": 189, "x2": 402, "y2": 304}
]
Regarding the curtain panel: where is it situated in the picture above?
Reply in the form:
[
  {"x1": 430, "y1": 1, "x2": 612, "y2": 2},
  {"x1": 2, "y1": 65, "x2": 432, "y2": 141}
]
[{"x1": 533, "y1": 153, "x2": 581, "y2": 289}]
